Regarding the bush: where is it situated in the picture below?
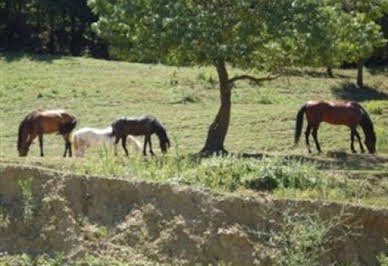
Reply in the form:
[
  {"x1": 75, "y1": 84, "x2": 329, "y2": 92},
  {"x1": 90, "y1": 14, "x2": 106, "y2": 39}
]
[{"x1": 243, "y1": 158, "x2": 328, "y2": 193}]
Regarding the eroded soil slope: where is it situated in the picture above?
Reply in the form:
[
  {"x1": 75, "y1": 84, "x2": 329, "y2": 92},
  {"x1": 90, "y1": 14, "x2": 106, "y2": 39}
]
[{"x1": 0, "y1": 164, "x2": 387, "y2": 265}]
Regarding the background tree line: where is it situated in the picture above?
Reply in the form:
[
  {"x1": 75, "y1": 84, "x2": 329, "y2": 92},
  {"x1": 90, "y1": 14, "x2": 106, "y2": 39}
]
[
  {"x1": 0, "y1": 0, "x2": 108, "y2": 58},
  {"x1": 0, "y1": 0, "x2": 387, "y2": 66}
]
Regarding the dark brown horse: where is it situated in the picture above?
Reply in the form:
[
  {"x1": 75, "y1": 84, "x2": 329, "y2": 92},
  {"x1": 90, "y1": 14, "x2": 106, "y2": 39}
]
[
  {"x1": 17, "y1": 110, "x2": 77, "y2": 157},
  {"x1": 294, "y1": 101, "x2": 376, "y2": 154},
  {"x1": 111, "y1": 115, "x2": 170, "y2": 156}
]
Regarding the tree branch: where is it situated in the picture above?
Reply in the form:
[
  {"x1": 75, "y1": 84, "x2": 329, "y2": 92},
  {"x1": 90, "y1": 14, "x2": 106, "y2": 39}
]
[{"x1": 228, "y1": 74, "x2": 280, "y2": 85}]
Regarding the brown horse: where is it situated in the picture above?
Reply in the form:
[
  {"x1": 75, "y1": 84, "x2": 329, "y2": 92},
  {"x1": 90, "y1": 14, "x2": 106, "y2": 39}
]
[
  {"x1": 111, "y1": 115, "x2": 170, "y2": 156},
  {"x1": 17, "y1": 110, "x2": 78, "y2": 157},
  {"x1": 294, "y1": 101, "x2": 376, "y2": 154}
]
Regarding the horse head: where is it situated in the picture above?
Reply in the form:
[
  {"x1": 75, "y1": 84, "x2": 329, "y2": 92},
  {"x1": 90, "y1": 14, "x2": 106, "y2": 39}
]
[
  {"x1": 17, "y1": 119, "x2": 30, "y2": 157},
  {"x1": 359, "y1": 108, "x2": 376, "y2": 154},
  {"x1": 160, "y1": 136, "x2": 171, "y2": 154},
  {"x1": 18, "y1": 142, "x2": 30, "y2": 157},
  {"x1": 364, "y1": 138, "x2": 376, "y2": 154}
]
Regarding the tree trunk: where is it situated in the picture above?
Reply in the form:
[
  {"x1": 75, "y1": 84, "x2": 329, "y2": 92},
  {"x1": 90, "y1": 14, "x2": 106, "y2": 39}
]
[
  {"x1": 357, "y1": 60, "x2": 364, "y2": 87},
  {"x1": 326, "y1": 66, "x2": 334, "y2": 78},
  {"x1": 48, "y1": 15, "x2": 55, "y2": 53},
  {"x1": 201, "y1": 61, "x2": 231, "y2": 156}
]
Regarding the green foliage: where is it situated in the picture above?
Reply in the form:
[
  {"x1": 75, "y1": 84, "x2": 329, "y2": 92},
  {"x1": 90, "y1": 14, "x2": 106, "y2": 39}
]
[
  {"x1": 338, "y1": 12, "x2": 387, "y2": 62},
  {"x1": 243, "y1": 158, "x2": 329, "y2": 192},
  {"x1": 378, "y1": 252, "x2": 388, "y2": 266},
  {"x1": 18, "y1": 177, "x2": 34, "y2": 220},
  {"x1": 88, "y1": 0, "x2": 386, "y2": 73},
  {"x1": 266, "y1": 211, "x2": 359, "y2": 266}
]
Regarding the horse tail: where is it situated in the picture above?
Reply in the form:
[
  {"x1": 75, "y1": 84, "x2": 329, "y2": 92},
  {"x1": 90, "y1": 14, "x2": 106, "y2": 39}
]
[
  {"x1": 294, "y1": 104, "x2": 307, "y2": 145},
  {"x1": 59, "y1": 118, "x2": 78, "y2": 135},
  {"x1": 72, "y1": 133, "x2": 79, "y2": 153},
  {"x1": 126, "y1": 135, "x2": 142, "y2": 152}
]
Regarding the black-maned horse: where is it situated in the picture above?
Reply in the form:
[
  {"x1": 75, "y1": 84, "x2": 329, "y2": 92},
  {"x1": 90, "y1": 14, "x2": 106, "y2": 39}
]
[
  {"x1": 294, "y1": 100, "x2": 376, "y2": 154},
  {"x1": 111, "y1": 115, "x2": 170, "y2": 156}
]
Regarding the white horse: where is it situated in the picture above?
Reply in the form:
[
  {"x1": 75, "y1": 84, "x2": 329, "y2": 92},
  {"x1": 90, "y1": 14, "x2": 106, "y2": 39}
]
[{"x1": 72, "y1": 127, "x2": 142, "y2": 157}]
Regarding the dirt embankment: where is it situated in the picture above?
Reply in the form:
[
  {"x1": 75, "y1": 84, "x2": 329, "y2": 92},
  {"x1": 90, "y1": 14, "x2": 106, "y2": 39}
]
[{"x1": 0, "y1": 164, "x2": 387, "y2": 265}]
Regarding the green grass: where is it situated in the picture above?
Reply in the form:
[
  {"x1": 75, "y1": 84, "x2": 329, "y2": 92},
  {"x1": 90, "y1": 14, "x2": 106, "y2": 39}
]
[{"x1": 1, "y1": 52, "x2": 388, "y2": 208}]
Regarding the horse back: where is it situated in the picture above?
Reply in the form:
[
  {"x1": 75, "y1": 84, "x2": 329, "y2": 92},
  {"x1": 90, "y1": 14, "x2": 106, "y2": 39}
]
[
  {"x1": 305, "y1": 101, "x2": 362, "y2": 126},
  {"x1": 29, "y1": 110, "x2": 77, "y2": 134},
  {"x1": 112, "y1": 117, "x2": 154, "y2": 136}
]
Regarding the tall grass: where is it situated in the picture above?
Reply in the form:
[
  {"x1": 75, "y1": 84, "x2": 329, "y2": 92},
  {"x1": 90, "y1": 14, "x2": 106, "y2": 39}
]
[
  {"x1": 74, "y1": 151, "x2": 380, "y2": 205},
  {"x1": 260, "y1": 210, "x2": 361, "y2": 266}
]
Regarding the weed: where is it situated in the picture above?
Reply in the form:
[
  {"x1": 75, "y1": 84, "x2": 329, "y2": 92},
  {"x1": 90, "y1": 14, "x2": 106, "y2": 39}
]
[
  {"x1": 378, "y1": 252, "x2": 388, "y2": 266},
  {"x1": 18, "y1": 177, "x2": 34, "y2": 220},
  {"x1": 259, "y1": 209, "x2": 361, "y2": 266},
  {"x1": 243, "y1": 158, "x2": 329, "y2": 194}
]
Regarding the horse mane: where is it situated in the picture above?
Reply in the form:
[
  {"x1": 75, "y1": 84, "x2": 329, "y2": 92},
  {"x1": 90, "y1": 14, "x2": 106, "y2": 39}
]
[
  {"x1": 152, "y1": 119, "x2": 169, "y2": 144},
  {"x1": 359, "y1": 106, "x2": 376, "y2": 143},
  {"x1": 17, "y1": 116, "x2": 31, "y2": 150}
]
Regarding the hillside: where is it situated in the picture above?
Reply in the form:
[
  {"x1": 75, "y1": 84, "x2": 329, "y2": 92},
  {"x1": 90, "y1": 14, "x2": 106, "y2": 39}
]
[{"x1": 0, "y1": 52, "x2": 388, "y2": 263}]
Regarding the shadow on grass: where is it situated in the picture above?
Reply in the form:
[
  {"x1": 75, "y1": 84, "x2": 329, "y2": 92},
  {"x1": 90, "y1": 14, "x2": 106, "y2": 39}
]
[
  {"x1": 282, "y1": 68, "x2": 351, "y2": 79},
  {"x1": 331, "y1": 81, "x2": 388, "y2": 102},
  {"x1": 235, "y1": 151, "x2": 388, "y2": 171},
  {"x1": 0, "y1": 51, "x2": 65, "y2": 63},
  {"x1": 368, "y1": 66, "x2": 388, "y2": 77}
]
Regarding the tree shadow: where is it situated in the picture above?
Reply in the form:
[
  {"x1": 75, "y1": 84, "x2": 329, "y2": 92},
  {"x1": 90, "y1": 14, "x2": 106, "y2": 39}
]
[
  {"x1": 331, "y1": 81, "x2": 388, "y2": 102},
  {"x1": 229, "y1": 152, "x2": 388, "y2": 171},
  {"x1": 368, "y1": 66, "x2": 388, "y2": 77},
  {"x1": 282, "y1": 68, "x2": 351, "y2": 79},
  {"x1": 0, "y1": 51, "x2": 65, "y2": 63}
]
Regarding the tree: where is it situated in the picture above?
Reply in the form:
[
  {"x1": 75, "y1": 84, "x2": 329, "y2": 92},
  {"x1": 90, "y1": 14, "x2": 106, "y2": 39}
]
[
  {"x1": 339, "y1": 0, "x2": 388, "y2": 86},
  {"x1": 276, "y1": 0, "x2": 387, "y2": 84},
  {"x1": 87, "y1": 0, "x2": 368, "y2": 154}
]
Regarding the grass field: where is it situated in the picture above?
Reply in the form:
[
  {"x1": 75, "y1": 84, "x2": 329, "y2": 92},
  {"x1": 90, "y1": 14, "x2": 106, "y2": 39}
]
[{"x1": 1, "y1": 52, "x2": 388, "y2": 208}]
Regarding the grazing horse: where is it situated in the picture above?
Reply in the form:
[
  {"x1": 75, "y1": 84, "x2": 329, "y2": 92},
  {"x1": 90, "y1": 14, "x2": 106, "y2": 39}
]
[
  {"x1": 294, "y1": 101, "x2": 376, "y2": 154},
  {"x1": 111, "y1": 115, "x2": 170, "y2": 156},
  {"x1": 17, "y1": 109, "x2": 77, "y2": 157},
  {"x1": 72, "y1": 127, "x2": 142, "y2": 157}
]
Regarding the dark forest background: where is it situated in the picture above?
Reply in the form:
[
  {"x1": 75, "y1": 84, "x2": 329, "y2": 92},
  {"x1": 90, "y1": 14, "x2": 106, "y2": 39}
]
[{"x1": 0, "y1": 0, "x2": 387, "y2": 65}]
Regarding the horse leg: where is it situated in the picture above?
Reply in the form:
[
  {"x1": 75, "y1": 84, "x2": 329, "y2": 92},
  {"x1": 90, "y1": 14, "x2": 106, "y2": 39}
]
[
  {"x1": 311, "y1": 126, "x2": 321, "y2": 153},
  {"x1": 68, "y1": 140, "x2": 72, "y2": 157},
  {"x1": 62, "y1": 133, "x2": 71, "y2": 157},
  {"x1": 143, "y1": 136, "x2": 148, "y2": 156},
  {"x1": 350, "y1": 129, "x2": 356, "y2": 153},
  {"x1": 38, "y1": 134, "x2": 44, "y2": 157},
  {"x1": 121, "y1": 136, "x2": 129, "y2": 156},
  {"x1": 354, "y1": 129, "x2": 365, "y2": 153},
  {"x1": 305, "y1": 125, "x2": 312, "y2": 153},
  {"x1": 114, "y1": 136, "x2": 120, "y2": 156},
  {"x1": 148, "y1": 135, "x2": 154, "y2": 156}
]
